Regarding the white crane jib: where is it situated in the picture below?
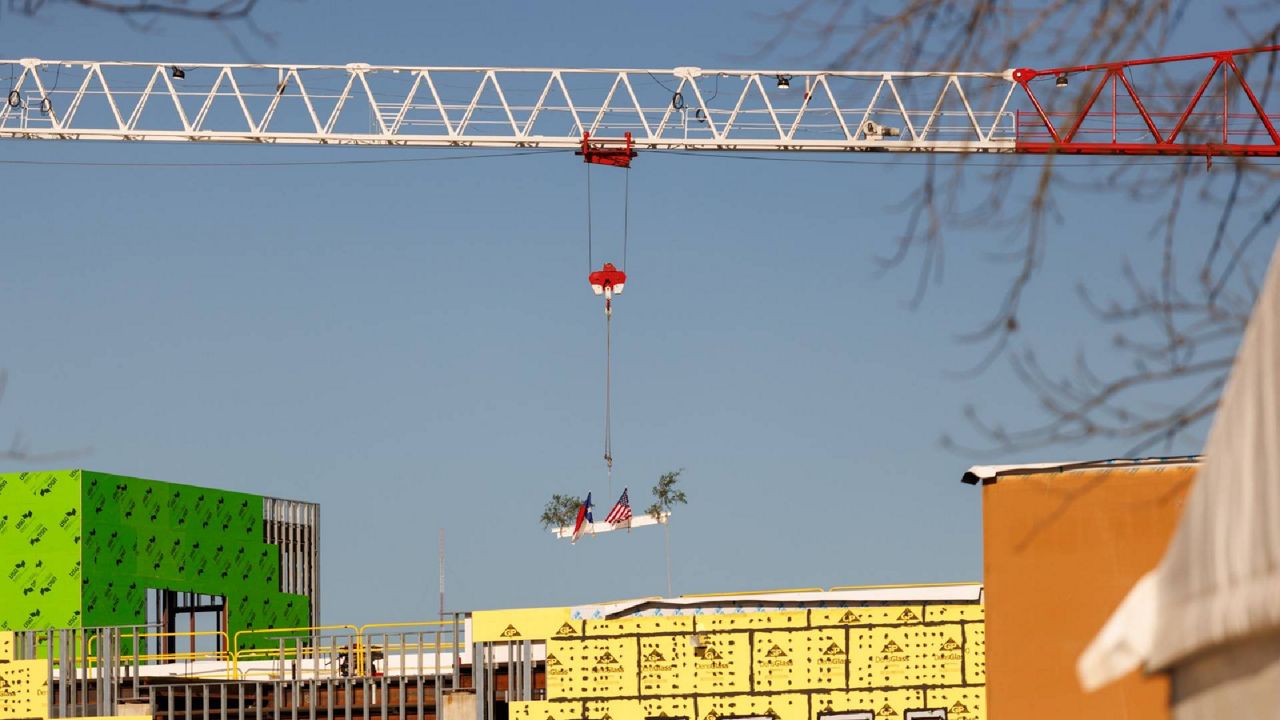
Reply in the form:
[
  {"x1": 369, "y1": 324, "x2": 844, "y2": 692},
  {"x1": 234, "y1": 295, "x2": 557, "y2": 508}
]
[{"x1": 0, "y1": 59, "x2": 1018, "y2": 152}]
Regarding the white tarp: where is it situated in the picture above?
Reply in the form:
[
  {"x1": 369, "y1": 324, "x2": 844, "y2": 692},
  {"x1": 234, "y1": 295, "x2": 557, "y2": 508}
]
[{"x1": 1078, "y1": 242, "x2": 1280, "y2": 716}]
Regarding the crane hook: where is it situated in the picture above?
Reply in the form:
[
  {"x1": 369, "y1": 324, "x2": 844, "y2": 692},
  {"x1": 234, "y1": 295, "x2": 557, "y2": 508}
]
[{"x1": 589, "y1": 262, "x2": 627, "y2": 316}]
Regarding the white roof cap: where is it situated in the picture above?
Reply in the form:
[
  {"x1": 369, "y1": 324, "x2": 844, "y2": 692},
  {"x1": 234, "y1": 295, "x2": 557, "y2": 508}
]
[
  {"x1": 572, "y1": 583, "x2": 983, "y2": 620},
  {"x1": 961, "y1": 456, "x2": 1201, "y2": 485}
]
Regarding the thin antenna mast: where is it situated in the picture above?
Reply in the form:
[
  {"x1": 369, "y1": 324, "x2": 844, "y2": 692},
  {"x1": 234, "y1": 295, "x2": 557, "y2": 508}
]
[{"x1": 438, "y1": 528, "x2": 446, "y2": 621}]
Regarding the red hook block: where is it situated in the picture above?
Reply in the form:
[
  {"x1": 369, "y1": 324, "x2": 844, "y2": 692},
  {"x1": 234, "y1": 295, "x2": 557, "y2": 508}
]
[{"x1": 578, "y1": 132, "x2": 637, "y2": 168}]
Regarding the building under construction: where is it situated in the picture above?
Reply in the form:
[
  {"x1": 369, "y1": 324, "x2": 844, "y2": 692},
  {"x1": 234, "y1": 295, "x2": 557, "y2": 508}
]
[{"x1": 1, "y1": 469, "x2": 987, "y2": 720}]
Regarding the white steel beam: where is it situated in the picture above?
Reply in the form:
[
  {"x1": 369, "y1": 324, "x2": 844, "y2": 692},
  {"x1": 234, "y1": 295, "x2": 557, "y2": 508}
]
[
  {"x1": 551, "y1": 512, "x2": 671, "y2": 539},
  {"x1": 0, "y1": 59, "x2": 1019, "y2": 152}
]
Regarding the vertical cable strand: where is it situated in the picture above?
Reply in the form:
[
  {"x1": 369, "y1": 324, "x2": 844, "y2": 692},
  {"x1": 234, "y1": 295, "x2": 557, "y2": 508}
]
[
  {"x1": 604, "y1": 307, "x2": 613, "y2": 493},
  {"x1": 586, "y1": 163, "x2": 594, "y2": 272},
  {"x1": 622, "y1": 167, "x2": 630, "y2": 270}
]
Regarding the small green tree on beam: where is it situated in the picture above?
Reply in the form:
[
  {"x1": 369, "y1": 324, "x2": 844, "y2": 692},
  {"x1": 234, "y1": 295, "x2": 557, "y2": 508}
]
[
  {"x1": 646, "y1": 470, "x2": 687, "y2": 596},
  {"x1": 540, "y1": 494, "x2": 582, "y2": 531}
]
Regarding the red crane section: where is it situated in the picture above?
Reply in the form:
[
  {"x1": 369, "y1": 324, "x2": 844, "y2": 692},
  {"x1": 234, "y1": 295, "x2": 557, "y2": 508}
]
[{"x1": 1013, "y1": 44, "x2": 1280, "y2": 158}]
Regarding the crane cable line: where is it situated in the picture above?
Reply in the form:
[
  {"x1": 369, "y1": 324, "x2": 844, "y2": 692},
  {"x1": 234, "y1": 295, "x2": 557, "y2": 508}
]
[
  {"x1": 647, "y1": 151, "x2": 1206, "y2": 168},
  {"x1": 584, "y1": 160, "x2": 613, "y2": 496},
  {"x1": 605, "y1": 166, "x2": 631, "y2": 497},
  {"x1": 586, "y1": 162, "x2": 593, "y2": 271},
  {"x1": 624, "y1": 167, "x2": 630, "y2": 270},
  {"x1": 585, "y1": 160, "x2": 632, "y2": 499},
  {"x1": 0, "y1": 151, "x2": 1214, "y2": 170},
  {"x1": 604, "y1": 290, "x2": 613, "y2": 496},
  {"x1": 0, "y1": 149, "x2": 558, "y2": 168}
]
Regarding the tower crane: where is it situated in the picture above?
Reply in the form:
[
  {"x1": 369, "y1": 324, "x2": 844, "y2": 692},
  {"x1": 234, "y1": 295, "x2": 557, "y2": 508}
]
[
  {"x1": 0, "y1": 44, "x2": 1276, "y2": 159},
  {"x1": 5, "y1": 43, "x2": 1278, "y2": 538}
]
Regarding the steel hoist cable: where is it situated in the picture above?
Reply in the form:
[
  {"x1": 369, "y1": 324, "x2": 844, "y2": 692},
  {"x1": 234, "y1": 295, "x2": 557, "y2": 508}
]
[
  {"x1": 586, "y1": 162, "x2": 594, "y2": 272},
  {"x1": 604, "y1": 301, "x2": 613, "y2": 496},
  {"x1": 623, "y1": 167, "x2": 629, "y2": 271},
  {"x1": 584, "y1": 161, "x2": 631, "y2": 499}
]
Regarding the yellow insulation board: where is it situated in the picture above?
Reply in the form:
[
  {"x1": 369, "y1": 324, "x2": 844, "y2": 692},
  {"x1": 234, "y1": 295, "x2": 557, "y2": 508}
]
[
  {"x1": 472, "y1": 606, "x2": 573, "y2": 643},
  {"x1": 583, "y1": 699, "x2": 643, "y2": 720},
  {"x1": 693, "y1": 611, "x2": 806, "y2": 633},
  {"x1": 511, "y1": 701, "x2": 582, "y2": 720},
  {"x1": 0, "y1": 657, "x2": 47, "y2": 720},
  {"x1": 691, "y1": 632, "x2": 749, "y2": 695},
  {"x1": 587, "y1": 616, "x2": 693, "y2": 638},
  {"x1": 852, "y1": 625, "x2": 965, "y2": 688},
  {"x1": 699, "y1": 693, "x2": 808, "y2": 720},
  {"x1": 927, "y1": 687, "x2": 985, "y2": 720},
  {"x1": 547, "y1": 636, "x2": 638, "y2": 699},
  {"x1": 810, "y1": 606, "x2": 926, "y2": 628},
  {"x1": 812, "y1": 690, "x2": 927, "y2": 719},
  {"x1": 639, "y1": 634, "x2": 693, "y2": 696},
  {"x1": 638, "y1": 695, "x2": 695, "y2": 720},
  {"x1": 534, "y1": 600, "x2": 985, "y2": 720},
  {"x1": 963, "y1": 623, "x2": 985, "y2": 685},
  {"x1": 923, "y1": 604, "x2": 984, "y2": 623}
]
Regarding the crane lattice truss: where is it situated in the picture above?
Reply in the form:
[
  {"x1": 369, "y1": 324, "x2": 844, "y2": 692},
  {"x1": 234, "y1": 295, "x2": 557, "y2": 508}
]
[{"x1": 1, "y1": 45, "x2": 1277, "y2": 157}]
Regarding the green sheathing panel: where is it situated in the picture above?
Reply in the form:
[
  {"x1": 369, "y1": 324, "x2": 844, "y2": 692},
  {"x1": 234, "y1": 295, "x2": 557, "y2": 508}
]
[
  {"x1": 0, "y1": 470, "x2": 84, "y2": 631},
  {"x1": 81, "y1": 471, "x2": 310, "y2": 649}
]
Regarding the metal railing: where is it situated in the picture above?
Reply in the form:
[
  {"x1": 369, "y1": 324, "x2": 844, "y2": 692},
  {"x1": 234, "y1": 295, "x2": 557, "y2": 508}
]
[
  {"x1": 14, "y1": 616, "x2": 469, "y2": 720},
  {"x1": 15, "y1": 625, "x2": 155, "y2": 719},
  {"x1": 87, "y1": 628, "x2": 232, "y2": 666}
]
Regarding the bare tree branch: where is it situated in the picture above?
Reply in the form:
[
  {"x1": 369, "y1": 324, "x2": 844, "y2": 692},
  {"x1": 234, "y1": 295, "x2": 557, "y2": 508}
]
[
  {"x1": 5, "y1": 0, "x2": 280, "y2": 58},
  {"x1": 10, "y1": 0, "x2": 258, "y2": 19},
  {"x1": 0, "y1": 370, "x2": 91, "y2": 464},
  {"x1": 772, "y1": 1, "x2": 1280, "y2": 454}
]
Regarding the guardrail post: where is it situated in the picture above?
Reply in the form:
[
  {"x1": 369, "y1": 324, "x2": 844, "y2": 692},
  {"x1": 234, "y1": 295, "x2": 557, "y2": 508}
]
[
  {"x1": 47, "y1": 630, "x2": 57, "y2": 720},
  {"x1": 472, "y1": 641, "x2": 483, "y2": 720},
  {"x1": 292, "y1": 638, "x2": 301, "y2": 720},
  {"x1": 131, "y1": 626, "x2": 140, "y2": 698},
  {"x1": 433, "y1": 628, "x2": 442, "y2": 720},
  {"x1": 398, "y1": 633, "x2": 406, "y2": 720},
  {"x1": 78, "y1": 628, "x2": 88, "y2": 718},
  {"x1": 60, "y1": 629, "x2": 69, "y2": 719},
  {"x1": 522, "y1": 640, "x2": 532, "y2": 701},
  {"x1": 451, "y1": 615, "x2": 460, "y2": 691},
  {"x1": 487, "y1": 643, "x2": 494, "y2": 720},
  {"x1": 344, "y1": 673, "x2": 352, "y2": 720},
  {"x1": 379, "y1": 633, "x2": 389, "y2": 720},
  {"x1": 310, "y1": 634, "x2": 319, "y2": 720},
  {"x1": 104, "y1": 627, "x2": 115, "y2": 714}
]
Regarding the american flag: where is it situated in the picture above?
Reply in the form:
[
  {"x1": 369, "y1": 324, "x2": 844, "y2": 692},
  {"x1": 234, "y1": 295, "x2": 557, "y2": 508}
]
[{"x1": 605, "y1": 488, "x2": 632, "y2": 526}]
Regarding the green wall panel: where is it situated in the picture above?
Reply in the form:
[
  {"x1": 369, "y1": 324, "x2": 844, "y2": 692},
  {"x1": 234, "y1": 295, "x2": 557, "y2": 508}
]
[
  {"x1": 1, "y1": 469, "x2": 311, "y2": 645},
  {"x1": 0, "y1": 470, "x2": 83, "y2": 631},
  {"x1": 82, "y1": 471, "x2": 310, "y2": 647}
]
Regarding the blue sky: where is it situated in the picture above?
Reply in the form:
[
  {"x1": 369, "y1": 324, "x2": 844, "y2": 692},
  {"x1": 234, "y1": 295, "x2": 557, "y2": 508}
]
[{"x1": 0, "y1": 2, "x2": 1262, "y2": 621}]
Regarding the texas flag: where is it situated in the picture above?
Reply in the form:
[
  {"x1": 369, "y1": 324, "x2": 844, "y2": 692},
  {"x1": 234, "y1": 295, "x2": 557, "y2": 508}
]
[{"x1": 571, "y1": 493, "x2": 593, "y2": 544}]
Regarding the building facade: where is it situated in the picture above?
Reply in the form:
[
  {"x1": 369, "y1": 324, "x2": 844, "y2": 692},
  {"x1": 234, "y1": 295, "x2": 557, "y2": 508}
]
[
  {"x1": 474, "y1": 586, "x2": 986, "y2": 720},
  {"x1": 0, "y1": 469, "x2": 318, "y2": 649}
]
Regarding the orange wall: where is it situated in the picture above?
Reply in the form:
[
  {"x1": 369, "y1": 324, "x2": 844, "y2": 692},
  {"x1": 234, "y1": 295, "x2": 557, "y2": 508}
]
[{"x1": 981, "y1": 463, "x2": 1195, "y2": 720}]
